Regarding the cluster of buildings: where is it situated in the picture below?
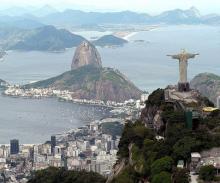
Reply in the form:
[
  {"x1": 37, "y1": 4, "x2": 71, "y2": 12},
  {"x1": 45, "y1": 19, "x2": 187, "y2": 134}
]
[
  {"x1": 33, "y1": 121, "x2": 121, "y2": 176},
  {"x1": 0, "y1": 140, "x2": 32, "y2": 183},
  {"x1": 0, "y1": 114, "x2": 131, "y2": 182},
  {"x1": 4, "y1": 86, "x2": 70, "y2": 99},
  {"x1": 190, "y1": 148, "x2": 220, "y2": 175},
  {"x1": 0, "y1": 84, "x2": 150, "y2": 183},
  {"x1": 4, "y1": 86, "x2": 148, "y2": 110}
]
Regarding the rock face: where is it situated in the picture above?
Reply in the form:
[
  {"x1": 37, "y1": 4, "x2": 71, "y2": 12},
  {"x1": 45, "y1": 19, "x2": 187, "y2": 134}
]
[
  {"x1": 141, "y1": 104, "x2": 161, "y2": 129},
  {"x1": 190, "y1": 73, "x2": 220, "y2": 104},
  {"x1": 71, "y1": 41, "x2": 102, "y2": 70}
]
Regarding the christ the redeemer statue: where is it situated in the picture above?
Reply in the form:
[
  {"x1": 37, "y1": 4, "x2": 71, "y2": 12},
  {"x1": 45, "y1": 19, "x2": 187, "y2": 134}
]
[{"x1": 167, "y1": 50, "x2": 199, "y2": 92}]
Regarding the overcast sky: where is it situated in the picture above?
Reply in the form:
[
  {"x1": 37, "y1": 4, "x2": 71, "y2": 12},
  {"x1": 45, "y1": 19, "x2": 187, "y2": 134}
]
[{"x1": 0, "y1": 0, "x2": 220, "y2": 14}]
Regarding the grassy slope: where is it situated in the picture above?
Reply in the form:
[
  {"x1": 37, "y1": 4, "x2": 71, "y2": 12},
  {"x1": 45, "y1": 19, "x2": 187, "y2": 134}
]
[
  {"x1": 24, "y1": 65, "x2": 142, "y2": 102},
  {"x1": 25, "y1": 65, "x2": 138, "y2": 90}
]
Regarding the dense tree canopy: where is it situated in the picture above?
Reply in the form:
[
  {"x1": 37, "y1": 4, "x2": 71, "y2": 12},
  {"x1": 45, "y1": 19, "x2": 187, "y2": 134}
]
[
  {"x1": 172, "y1": 168, "x2": 190, "y2": 183},
  {"x1": 28, "y1": 167, "x2": 106, "y2": 183},
  {"x1": 117, "y1": 121, "x2": 155, "y2": 159},
  {"x1": 113, "y1": 89, "x2": 220, "y2": 182},
  {"x1": 151, "y1": 156, "x2": 174, "y2": 176},
  {"x1": 151, "y1": 171, "x2": 171, "y2": 183},
  {"x1": 145, "y1": 88, "x2": 165, "y2": 107},
  {"x1": 199, "y1": 165, "x2": 216, "y2": 181},
  {"x1": 111, "y1": 166, "x2": 139, "y2": 183}
]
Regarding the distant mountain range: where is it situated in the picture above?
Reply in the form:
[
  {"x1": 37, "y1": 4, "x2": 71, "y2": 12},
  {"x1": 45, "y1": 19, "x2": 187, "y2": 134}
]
[
  {"x1": 0, "y1": 17, "x2": 44, "y2": 29},
  {"x1": 150, "y1": 7, "x2": 201, "y2": 24},
  {"x1": 37, "y1": 7, "x2": 207, "y2": 25},
  {"x1": 0, "y1": 6, "x2": 220, "y2": 26},
  {"x1": 0, "y1": 26, "x2": 127, "y2": 51},
  {"x1": 0, "y1": 25, "x2": 86, "y2": 51},
  {"x1": 0, "y1": 5, "x2": 58, "y2": 17},
  {"x1": 0, "y1": 7, "x2": 219, "y2": 51}
]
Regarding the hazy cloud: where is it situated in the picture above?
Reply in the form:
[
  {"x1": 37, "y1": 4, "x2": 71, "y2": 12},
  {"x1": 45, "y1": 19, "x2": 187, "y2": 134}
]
[{"x1": 0, "y1": 0, "x2": 219, "y2": 14}]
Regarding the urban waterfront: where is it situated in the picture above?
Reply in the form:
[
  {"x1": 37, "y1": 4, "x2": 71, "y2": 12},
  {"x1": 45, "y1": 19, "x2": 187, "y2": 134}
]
[{"x1": 0, "y1": 93, "x2": 111, "y2": 144}]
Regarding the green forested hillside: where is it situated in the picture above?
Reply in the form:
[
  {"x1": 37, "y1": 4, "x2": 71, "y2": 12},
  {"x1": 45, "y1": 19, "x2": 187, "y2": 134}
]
[
  {"x1": 28, "y1": 167, "x2": 106, "y2": 183},
  {"x1": 112, "y1": 89, "x2": 220, "y2": 183},
  {"x1": 0, "y1": 25, "x2": 86, "y2": 51}
]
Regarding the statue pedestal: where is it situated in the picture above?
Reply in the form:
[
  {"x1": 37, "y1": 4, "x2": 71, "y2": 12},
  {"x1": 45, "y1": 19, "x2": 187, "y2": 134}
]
[{"x1": 178, "y1": 82, "x2": 190, "y2": 92}]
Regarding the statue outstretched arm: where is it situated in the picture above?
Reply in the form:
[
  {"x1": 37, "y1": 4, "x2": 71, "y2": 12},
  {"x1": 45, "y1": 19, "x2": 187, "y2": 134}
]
[
  {"x1": 167, "y1": 54, "x2": 180, "y2": 59},
  {"x1": 186, "y1": 53, "x2": 199, "y2": 59}
]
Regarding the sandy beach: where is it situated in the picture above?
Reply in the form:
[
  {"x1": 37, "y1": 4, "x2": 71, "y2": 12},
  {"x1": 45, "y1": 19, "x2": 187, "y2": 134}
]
[
  {"x1": 123, "y1": 32, "x2": 139, "y2": 40},
  {"x1": 113, "y1": 31, "x2": 138, "y2": 41},
  {"x1": 114, "y1": 26, "x2": 158, "y2": 41}
]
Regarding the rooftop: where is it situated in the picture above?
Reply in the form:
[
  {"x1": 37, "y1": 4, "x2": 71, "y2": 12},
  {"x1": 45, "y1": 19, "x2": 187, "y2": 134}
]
[{"x1": 191, "y1": 152, "x2": 201, "y2": 158}]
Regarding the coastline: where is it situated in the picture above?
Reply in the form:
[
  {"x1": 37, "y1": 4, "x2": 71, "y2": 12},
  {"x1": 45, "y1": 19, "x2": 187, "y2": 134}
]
[
  {"x1": 0, "y1": 92, "x2": 114, "y2": 144},
  {"x1": 113, "y1": 31, "x2": 138, "y2": 41},
  {"x1": 0, "y1": 89, "x2": 140, "y2": 144},
  {"x1": 123, "y1": 32, "x2": 139, "y2": 41},
  {"x1": 114, "y1": 26, "x2": 159, "y2": 41},
  {"x1": 3, "y1": 86, "x2": 144, "y2": 109}
]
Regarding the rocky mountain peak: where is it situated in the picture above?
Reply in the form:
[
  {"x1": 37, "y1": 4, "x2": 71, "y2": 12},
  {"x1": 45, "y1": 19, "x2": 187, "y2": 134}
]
[
  {"x1": 71, "y1": 41, "x2": 102, "y2": 70},
  {"x1": 190, "y1": 72, "x2": 220, "y2": 105}
]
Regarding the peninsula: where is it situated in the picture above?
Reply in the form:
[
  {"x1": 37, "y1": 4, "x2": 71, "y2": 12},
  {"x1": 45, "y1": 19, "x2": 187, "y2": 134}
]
[{"x1": 6, "y1": 41, "x2": 142, "y2": 103}]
